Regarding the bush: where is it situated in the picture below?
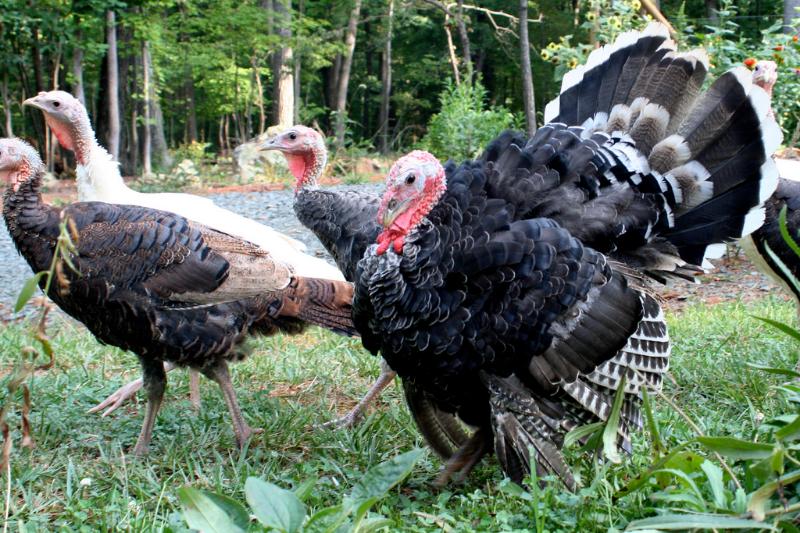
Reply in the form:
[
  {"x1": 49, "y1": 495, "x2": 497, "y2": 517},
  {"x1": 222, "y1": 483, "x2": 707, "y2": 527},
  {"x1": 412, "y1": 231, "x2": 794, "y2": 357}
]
[{"x1": 420, "y1": 80, "x2": 520, "y2": 161}]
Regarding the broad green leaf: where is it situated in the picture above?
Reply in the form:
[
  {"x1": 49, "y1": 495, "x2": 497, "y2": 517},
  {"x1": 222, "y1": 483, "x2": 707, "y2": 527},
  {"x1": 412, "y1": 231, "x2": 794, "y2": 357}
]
[
  {"x1": 696, "y1": 436, "x2": 775, "y2": 460},
  {"x1": 776, "y1": 415, "x2": 800, "y2": 441},
  {"x1": 303, "y1": 504, "x2": 344, "y2": 531},
  {"x1": 653, "y1": 451, "x2": 706, "y2": 489},
  {"x1": 177, "y1": 487, "x2": 247, "y2": 533},
  {"x1": 746, "y1": 362, "x2": 800, "y2": 379},
  {"x1": 602, "y1": 375, "x2": 627, "y2": 464},
  {"x1": 344, "y1": 448, "x2": 423, "y2": 512},
  {"x1": 641, "y1": 387, "x2": 662, "y2": 456},
  {"x1": 752, "y1": 316, "x2": 800, "y2": 344},
  {"x1": 626, "y1": 513, "x2": 775, "y2": 531},
  {"x1": 700, "y1": 460, "x2": 726, "y2": 509},
  {"x1": 356, "y1": 516, "x2": 393, "y2": 532},
  {"x1": 14, "y1": 272, "x2": 46, "y2": 313},
  {"x1": 748, "y1": 468, "x2": 800, "y2": 521},
  {"x1": 651, "y1": 469, "x2": 706, "y2": 510},
  {"x1": 245, "y1": 477, "x2": 306, "y2": 533},
  {"x1": 616, "y1": 443, "x2": 693, "y2": 498},
  {"x1": 563, "y1": 422, "x2": 603, "y2": 449},
  {"x1": 350, "y1": 497, "x2": 379, "y2": 530}
]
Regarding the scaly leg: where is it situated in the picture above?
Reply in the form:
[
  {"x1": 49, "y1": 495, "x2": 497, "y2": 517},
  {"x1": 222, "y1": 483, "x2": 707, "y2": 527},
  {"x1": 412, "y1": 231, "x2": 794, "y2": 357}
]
[
  {"x1": 321, "y1": 359, "x2": 396, "y2": 429},
  {"x1": 90, "y1": 363, "x2": 202, "y2": 416},
  {"x1": 204, "y1": 361, "x2": 259, "y2": 449},
  {"x1": 131, "y1": 360, "x2": 167, "y2": 456}
]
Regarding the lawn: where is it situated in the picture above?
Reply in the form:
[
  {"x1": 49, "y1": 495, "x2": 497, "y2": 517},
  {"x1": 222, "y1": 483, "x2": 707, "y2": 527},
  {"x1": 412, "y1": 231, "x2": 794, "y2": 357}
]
[{"x1": 0, "y1": 296, "x2": 797, "y2": 531}]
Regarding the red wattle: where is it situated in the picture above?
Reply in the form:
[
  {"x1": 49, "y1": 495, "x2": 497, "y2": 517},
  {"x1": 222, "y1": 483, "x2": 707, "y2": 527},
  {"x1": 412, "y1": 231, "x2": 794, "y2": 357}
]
[{"x1": 285, "y1": 154, "x2": 308, "y2": 183}]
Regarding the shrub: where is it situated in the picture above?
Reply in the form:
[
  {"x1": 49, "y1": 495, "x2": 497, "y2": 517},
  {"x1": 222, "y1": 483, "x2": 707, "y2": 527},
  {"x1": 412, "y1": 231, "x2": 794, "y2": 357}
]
[{"x1": 420, "y1": 80, "x2": 520, "y2": 161}]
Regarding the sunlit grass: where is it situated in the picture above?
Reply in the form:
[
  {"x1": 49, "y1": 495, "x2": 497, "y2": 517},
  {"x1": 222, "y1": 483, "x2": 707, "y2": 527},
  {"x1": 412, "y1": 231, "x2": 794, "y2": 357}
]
[{"x1": 0, "y1": 295, "x2": 796, "y2": 530}]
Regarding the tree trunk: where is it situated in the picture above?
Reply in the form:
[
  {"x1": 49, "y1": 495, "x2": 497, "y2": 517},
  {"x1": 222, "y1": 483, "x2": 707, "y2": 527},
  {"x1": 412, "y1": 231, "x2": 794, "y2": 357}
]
[
  {"x1": 142, "y1": 41, "x2": 152, "y2": 175},
  {"x1": 294, "y1": 0, "x2": 305, "y2": 124},
  {"x1": 185, "y1": 73, "x2": 198, "y2": 142},
  {"x1": 252, "y1": 56, "x2": 266, "y2": 133},
  {"x1": 785, "y1": 0, "x2": 800, "y2": 31},
  {"x1": 144, "y1": 39, "x2": 171, "y2": 168},
  {"x1": 379, "y1": 0, "x2": 394, "y2": 154},
  {"x1": 334, "y1": 0, "x2": 362, "y2": 149},
  {"x1": 444, "y1": 12, "x2": 460, "y2": 84},
  {"x1": 71, "y1": 40, "x2": 85, "y2": 106},
  {"x1": 271, "y1": 0, "x2": 294, "y2": 127},
  {"x1": 706, "y1": 0, "x2": 719, "y2": 23},
  {"x1": 106, "y1": 10, "x2": 121, "y2": 160},
  {"x1": 455, "y1": 0, "x2": 472, "y2": 83},
  {"x1": 1, "y1": 74, "x2": 12, "y2": 137},
  {"x1": 519, "y1": 0, "x2": 536, "y2": 136}
]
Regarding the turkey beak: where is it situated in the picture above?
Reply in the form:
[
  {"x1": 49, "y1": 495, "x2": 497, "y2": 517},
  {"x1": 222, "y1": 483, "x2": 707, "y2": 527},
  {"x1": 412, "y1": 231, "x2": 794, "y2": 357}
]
[
  {"x1": 381, "y1": 198, "x2": 410, "y2": 228},
  {"x1": 259, "y1": 137, "x2": 282, "y2": 152},
  {"x1": 22, "y1": 95, "x2": 44, "y2": 110}
]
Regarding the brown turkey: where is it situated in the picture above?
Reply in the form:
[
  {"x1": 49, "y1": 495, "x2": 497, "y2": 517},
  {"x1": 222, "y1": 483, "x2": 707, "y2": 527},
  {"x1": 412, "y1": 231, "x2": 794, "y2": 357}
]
[
  {"x1": 0, "y1": 137, "x2": 355, "y2": 455},
  {"x1": 353, "y1": 23, "x2": 781, "y2": 487}
]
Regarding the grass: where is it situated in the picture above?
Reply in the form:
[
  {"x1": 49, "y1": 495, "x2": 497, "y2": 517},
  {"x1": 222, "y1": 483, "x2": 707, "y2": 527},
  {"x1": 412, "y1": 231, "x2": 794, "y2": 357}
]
[{"x1": 0, "y1": 295, "x2": 797, "y2": 531}]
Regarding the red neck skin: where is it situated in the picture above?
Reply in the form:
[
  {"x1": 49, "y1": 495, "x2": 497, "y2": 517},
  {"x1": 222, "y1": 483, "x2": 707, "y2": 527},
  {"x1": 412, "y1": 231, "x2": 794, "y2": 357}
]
[
  {"x1": 3, "y1": 159, "x2": 34, "y2": 193},
  {"x1": 287, "y1": 144, "x2": 326, "y2": 192},
  {"x1": 375, "y1": 178, "x2": 445, "y2": 255},
  {"x1": 46, "y1": 117, "x2": 95, "y2": 165}
]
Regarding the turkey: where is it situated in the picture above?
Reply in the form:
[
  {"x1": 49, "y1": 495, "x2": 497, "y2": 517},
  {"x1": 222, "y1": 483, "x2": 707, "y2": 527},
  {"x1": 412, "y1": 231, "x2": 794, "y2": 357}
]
[
  {"x1": 352, "y1": 23, "x2": 780, "y2": 487},
  {"x1": 1, "y1": 137, "x2": 356, "y2": 455},
  {"x1": 261, "y1": 126, "x2": 470, "y2": 452},
  {"x1": 739, "y1": 60, "x2": 800, "y2": 315},
  {"x1": 23, "y1": 90, "x2": 344, "y2": 414}
]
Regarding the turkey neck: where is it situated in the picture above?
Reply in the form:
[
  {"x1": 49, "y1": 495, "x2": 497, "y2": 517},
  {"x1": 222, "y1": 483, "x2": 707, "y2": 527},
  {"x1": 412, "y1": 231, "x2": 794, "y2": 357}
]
[{"x1": 3, "y1": 169, "x2": 60, "y2": 273}]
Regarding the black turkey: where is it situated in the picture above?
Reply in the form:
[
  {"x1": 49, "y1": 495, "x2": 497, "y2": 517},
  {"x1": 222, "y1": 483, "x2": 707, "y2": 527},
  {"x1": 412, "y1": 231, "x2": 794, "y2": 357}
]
[
  {"x1": 262, "y1": 126, "x2": 470, "y2": 453},
  {"x1": 353, "y1": 22, "x2": 781, "y2": 488},
  {"x1": 0, "y1": 138, "x2": 355, "y2": 455}
]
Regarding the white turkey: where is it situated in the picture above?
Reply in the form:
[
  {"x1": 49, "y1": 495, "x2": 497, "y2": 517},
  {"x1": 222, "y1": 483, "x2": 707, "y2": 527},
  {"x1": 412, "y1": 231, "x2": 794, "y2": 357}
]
[
  {"x1": 350, "y1": 23, "x2": 780, "y2": 486},
  {"x1": 23, "y1": 90, "x2": 344, "y2": 415}
]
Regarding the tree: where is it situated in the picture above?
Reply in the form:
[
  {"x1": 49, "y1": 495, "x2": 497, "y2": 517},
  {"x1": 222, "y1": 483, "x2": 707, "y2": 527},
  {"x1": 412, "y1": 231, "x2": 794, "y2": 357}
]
[
  {"x1": 106, "y1": 10, "x2": 121, "y2": 160},
  {"x1": 334, "y1": 0, "x2": 362, "y2": 149},
  {"x1": 379, "y1": 0, "x2": 394, "y2": 153},
  {"x1": 786, "y1": 0, "x2": 800, "y2": 32},
  {"x1": 519, "y1": 0, "x2": 536, "y2": 136},
  {"x1": 271, "y1": 0, "x2": 295, "y2": 127}
]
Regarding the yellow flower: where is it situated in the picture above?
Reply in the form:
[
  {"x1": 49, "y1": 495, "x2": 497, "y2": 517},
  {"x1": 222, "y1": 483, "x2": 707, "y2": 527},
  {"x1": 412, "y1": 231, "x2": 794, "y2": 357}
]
[
  {"x1": 547, "y1": 42, "x2": 559, "y2": 51},
  {"x1": 568, "y1": 58, "x2": 579, "y2": 69},
  {"x1": 586, "y1": 11, "x2": 597, "y2": 21},
  {"x1": 540, "y1": 49, "x2": 552, "y2": 61},
  {"x1": 609, "y1": 16, "x2": 622, "y2": 29},
  {"x1": 630, "y1": 0, "x2": 641, "y2": 10}
]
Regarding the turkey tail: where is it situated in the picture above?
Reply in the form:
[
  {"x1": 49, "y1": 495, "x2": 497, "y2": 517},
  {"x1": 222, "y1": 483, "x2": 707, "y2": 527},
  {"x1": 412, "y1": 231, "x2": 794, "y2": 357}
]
[
  {"x1": 403, "y1": 381, "x2": 471, "y2": 459},
  {"x1": 482, "y1": 373, "x2": 577, "y2": 489},
  {"x1": 542, "y1": 22, "x2": 781, "y2": 274},
  {"x1": 274, "y1": 277, "x2": 357, "y2": 336}
]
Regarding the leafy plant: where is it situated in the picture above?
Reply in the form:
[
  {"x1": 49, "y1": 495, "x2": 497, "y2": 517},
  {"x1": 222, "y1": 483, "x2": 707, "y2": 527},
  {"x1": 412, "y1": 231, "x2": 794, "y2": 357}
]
[
  {"x1": 178, "y1": 448, "x2": 423, "y2": 532},
  {"x1": 419, "y1": 80, "x2": 520, "y2": 161}
]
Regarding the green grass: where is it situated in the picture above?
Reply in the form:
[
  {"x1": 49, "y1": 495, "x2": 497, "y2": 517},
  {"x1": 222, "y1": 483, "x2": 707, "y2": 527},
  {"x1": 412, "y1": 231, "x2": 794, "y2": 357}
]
[{"x1": 0, "y1": 295, "x2": 797, "y2": 531}]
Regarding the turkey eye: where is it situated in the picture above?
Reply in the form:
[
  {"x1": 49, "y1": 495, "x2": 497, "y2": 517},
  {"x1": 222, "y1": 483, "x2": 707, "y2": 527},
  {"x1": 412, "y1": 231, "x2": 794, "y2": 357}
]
[
  {"x1": 405, "y1": 174, "x2": 416, "y2": 185},
  {"x1": 52, "y1": 101, "x2": 60, "y2": 108},
  {"x1": 388, "y1": 199, "x2": 397, "y2": 210},
  {"x1": 288, "y1": 132, "x2": 297, "y2": 140}
]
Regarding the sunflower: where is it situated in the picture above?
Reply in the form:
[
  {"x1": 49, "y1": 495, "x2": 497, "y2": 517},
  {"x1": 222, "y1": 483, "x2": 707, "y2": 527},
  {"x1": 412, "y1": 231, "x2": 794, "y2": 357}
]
[
  {"x1": 568, "y1": 57, "x2": 579, "y2": 69},
  {"x1": 540, "y1": 49, "x2": 552, "y2": 61}
]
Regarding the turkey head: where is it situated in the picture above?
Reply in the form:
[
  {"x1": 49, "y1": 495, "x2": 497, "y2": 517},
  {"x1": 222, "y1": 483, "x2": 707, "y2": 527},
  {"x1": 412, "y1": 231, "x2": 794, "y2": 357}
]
[
  {"x1": 260, "y1": 125, "x2": 327, "y2": 189},
  {"x1": 376, "y1": 150, "x2": 446, "y2": 255},
  {"x1": 23, "y1": 91, "x2": 93, "y2": 163},
  {"x1": 753, "y1": 60, "x2": 778, "y2": 93},
  {"x1": 0, "y1": 138, "x2": 43, "y2": 192}
]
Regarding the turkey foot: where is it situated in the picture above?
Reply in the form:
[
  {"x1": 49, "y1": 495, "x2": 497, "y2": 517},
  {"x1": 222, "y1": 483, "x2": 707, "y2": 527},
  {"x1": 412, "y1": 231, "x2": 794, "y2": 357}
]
[
  {"x1": 320, "y1": 362, "x2": 396, "y2": 429},
  {"x1": 205, "y1": 361, "x2": 260, "y2": 449},
  {"x1": 130, "y1": 361, "x2": 167, "y2": 456},
  {"x1": 434, "y1": 428, "x2": 491, "y2": 486},
  {"x1": 90, "y1": 363, "x2": 202, "y2": 416}
]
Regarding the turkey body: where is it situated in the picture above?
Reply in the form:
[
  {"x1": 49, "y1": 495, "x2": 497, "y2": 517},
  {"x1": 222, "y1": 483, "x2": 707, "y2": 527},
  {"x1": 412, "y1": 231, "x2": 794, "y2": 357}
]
[
  {"x1": 3, "y1": 162, "x2": 355, "y2": 454},
  {"x1": 353, "y1": 22, "x2": 781, "y2": 487}
]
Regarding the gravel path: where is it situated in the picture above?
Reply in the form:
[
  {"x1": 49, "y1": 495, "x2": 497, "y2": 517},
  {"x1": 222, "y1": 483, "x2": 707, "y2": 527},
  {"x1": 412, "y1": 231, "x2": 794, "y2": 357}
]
[{"x1": 0, "y1": 184, "x2": 383, "y2": 313}]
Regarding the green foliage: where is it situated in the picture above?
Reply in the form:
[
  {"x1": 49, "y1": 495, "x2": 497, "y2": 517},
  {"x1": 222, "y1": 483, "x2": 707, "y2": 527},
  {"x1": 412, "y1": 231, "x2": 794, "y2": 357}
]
[
  {"x1": 419, "y1": 81, "x2": 520, "y2": 161},
  {"x1": 178, "y1": 449, "x2": 423, "y2": 532}
]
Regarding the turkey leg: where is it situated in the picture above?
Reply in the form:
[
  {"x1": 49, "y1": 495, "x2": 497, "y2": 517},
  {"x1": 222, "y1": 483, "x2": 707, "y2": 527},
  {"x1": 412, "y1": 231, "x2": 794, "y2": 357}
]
[
  {"x1": 321, "y1": 359, "x2": 396, "y2": 429},
  {"x1": 204, "y1": 361, "x2": 260, "y2": 448},
  {"x1": 131, "y1": 360, "x2": 167, "y2": 456},
  {"x1": 434, "y1": 427, "x2": 492, "y2": 486},
  {"x1": 89, "y1": 363, "x2": 202, "y2": 416}
]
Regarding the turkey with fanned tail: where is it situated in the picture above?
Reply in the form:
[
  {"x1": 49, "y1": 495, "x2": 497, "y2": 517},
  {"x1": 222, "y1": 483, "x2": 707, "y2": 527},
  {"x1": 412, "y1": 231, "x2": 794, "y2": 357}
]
[
  {"x1": 0, "y1": 138, "x2": 356, "y2": 456},
  {"x1": 353, "y1": 22, "x2": 781, "y2": 488}
]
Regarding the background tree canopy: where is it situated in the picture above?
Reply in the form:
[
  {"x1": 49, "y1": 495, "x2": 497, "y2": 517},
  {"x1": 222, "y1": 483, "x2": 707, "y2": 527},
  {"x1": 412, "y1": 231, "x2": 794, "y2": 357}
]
[{"x1": 0, "y1": 0, "x2": 795, "y2": 177}]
